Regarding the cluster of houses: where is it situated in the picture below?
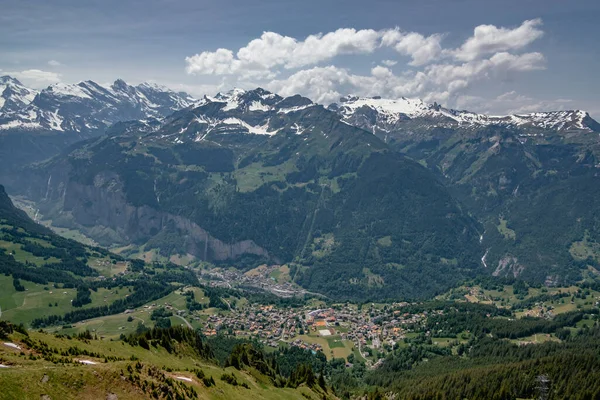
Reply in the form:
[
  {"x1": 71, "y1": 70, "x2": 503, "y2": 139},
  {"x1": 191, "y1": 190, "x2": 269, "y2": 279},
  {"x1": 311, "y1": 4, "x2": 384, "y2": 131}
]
[
  {"x1": 200, "y1": 304, "x2": 307, "y2": 341},
  {"x1": 191, "y1": 300, "x2": 431, "y2": 359}
]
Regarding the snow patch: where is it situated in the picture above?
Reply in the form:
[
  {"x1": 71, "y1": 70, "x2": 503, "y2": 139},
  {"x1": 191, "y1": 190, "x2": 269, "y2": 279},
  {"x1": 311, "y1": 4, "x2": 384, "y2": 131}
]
[
  {"x1": 249, "y1": 100, "x2": 270, "y2": 112},
  {"x1": 3, "y1": 342, "x2": 21, "y2": 350},
  {"x1": 221, "y1": 117, "x2": 279, "y2": 135},
  {"x1": 278, "y1": 104, "x2": 313, "y2": 114},
  {"x1": 75, "y1": 359, "x2": 98, "y2": 365},
  {"x1": 47, "y1": 109, "x2": 64, "y2": 131},
  {"x1": 292, "y1": 123, "x2": 306, "y2": 135},
  {"x1": 175, "y1": 376, "x2": 193, "y2": 382}
]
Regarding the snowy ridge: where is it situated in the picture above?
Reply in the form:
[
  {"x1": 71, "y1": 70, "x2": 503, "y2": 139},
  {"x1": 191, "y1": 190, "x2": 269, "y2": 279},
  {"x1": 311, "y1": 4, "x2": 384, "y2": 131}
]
[
  {"x1": 335, "y1": 95, "x2": 599, "y2": 132},
  {"x1": 46, "y1": 82, "x2": 93, "y2": 99},
  {"x1": 337, "y1": 95, "x2": 432, "y2": 120}
]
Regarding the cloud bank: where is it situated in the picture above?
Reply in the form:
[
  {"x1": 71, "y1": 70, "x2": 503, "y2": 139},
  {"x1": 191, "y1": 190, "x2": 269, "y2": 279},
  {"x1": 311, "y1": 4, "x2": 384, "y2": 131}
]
[{"x1": 185, "y1": 19, "x2": 552, "y2": 111}]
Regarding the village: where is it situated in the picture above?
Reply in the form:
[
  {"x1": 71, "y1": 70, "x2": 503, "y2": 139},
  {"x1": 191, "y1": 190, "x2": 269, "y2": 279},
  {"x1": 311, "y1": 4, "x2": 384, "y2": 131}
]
[{"x1": 168, "y1": 293, "x2": 434, "y2": 364}]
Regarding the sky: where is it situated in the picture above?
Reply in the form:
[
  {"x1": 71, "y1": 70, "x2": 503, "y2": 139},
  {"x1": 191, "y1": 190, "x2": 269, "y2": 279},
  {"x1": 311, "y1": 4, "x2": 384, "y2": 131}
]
[{"x1": 2, "y1": 0, "x2": 600, "y2": 116}]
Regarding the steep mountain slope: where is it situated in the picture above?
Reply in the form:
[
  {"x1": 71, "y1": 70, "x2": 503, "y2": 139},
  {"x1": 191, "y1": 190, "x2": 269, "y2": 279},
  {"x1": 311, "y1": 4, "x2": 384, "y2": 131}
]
[
  {"x1": 14, "y1": 88, "x2": 482, "y2": 301},
  {"x1": 0, "y1": 184, "x2": 118, "y2": 283},
  {"x1": 0, "y1": 77, "x2": 195, "y2": 184},
  {"x1": 334, "y1": 95, "x2": 600, "y2": 285}
]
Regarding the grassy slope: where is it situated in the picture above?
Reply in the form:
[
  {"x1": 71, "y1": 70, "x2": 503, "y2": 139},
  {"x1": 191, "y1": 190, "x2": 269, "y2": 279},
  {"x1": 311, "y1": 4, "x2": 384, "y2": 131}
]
[
  {"x1": 41, "y1": 287, "x2": 218, "y2": 341},
  {"x1": 0, "y1": 329, "x2": 332, "y2": 400},
  {"x1": 0, "y1": 276, "x2": 132, "y2": 326}
]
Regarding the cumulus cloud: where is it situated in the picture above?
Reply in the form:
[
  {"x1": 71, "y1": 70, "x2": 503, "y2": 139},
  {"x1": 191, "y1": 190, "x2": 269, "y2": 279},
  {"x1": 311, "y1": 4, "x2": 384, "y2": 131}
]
[
  {"x1": 186, "y1": 28, "x2": 386, "y2": 78},
  {"x1": 266, "y1": 50, "x2": 546, "y2": 106},
  {"x1": 48, "y1": 60, "x2": 61, "y2": 67},
  {"x1": 381, "y1": 30, "x2": 444, "y2": 66},
  {"x1": 452, "y1": 19, "x2": 544, "y2": 61},
  {"x1": 6, "y1": 69, "x2": 61, "y2": 87},
  {"x1": 186, "y1": 27, "x2": 446, "y2": 78},
  {"x1": 185, "y1": 19, "x2": 548, "y2": 110},
  {"x1": 185, "y1": 48, "x2": 241, "y2": 75}
]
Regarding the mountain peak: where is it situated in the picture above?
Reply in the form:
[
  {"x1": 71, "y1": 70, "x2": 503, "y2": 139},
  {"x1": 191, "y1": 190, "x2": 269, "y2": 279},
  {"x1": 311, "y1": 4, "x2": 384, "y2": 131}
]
[
  {"x1": 0, "y1": 75, "x2": 24, "y2": 86},
  {"x1": 1, "y1": 76, "x2": 38, "y2": 113},
  {"x1": 209, "y1": 87, "x2": 283, "y2": 112},
  {"x1": 111, "y1": 78, "x2": 130, "y2": 91},
  {"x1": 214, "y1": 87, "x2": 246, "y2": 101}
]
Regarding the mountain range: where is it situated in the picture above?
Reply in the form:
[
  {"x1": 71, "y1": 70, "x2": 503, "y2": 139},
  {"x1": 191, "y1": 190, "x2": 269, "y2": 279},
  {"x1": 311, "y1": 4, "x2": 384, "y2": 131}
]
[
  {"x1": 0, "y1": 76, "x2": 196, "y2": 178},
  {"x1": 332, "y1": 95, "x2": 600, "y2": 133},
  {"x1": 2, "y1": 76, "x2": 600, "y2": 300},
  {"x1": 0, "y1": 75, "x2": 195, "y2": 133}
]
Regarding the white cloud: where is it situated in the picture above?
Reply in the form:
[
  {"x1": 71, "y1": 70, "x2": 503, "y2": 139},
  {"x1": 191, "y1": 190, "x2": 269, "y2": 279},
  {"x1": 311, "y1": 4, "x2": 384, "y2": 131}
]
[
  {"x1": 185, "y1": 48, "x2": 240, "y2": 75},
  {"x1": 185, "y1": 27, "x2": 447, "y2": 78},
  {"x1": 185, "y1": 19, "x2": 548, "y2": 111},
  {"x1": 424, "y1": 52, "x2": 545, "y2": 90},
  {"x1": 6, "y1": 69, "x2": 61, "y2": 87},
  {"x1": 186, "y1": 28, "x2": 385, "y2": 78},
  {"x1": 266, "y1": 49, "x2": 546, "y2": 106},
  {"x1": 48, "y1": 60, "x2": 61, "y2": 67},
  {"x1": 452, "y1": 19, "x2": 544, "y2": 61},
  {"x1": 382, "y1": 30, "x2": 444, "y2": 66},
  {"x1": 267, "y1": 66, "x2": 350, "y2": 104}
]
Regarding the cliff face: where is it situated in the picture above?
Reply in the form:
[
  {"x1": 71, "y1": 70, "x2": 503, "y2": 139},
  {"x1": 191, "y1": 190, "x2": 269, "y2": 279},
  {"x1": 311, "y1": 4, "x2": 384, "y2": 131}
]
[{"x1": 28, "y1": 168, "x2": 269, "y2": 262}]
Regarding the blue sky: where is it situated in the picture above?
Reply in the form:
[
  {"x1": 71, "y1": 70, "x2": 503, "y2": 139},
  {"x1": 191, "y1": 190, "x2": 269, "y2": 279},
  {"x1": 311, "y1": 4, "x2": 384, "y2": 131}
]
[{"x1": 2, "y1": 0, "x2": 599, "y2": 116}]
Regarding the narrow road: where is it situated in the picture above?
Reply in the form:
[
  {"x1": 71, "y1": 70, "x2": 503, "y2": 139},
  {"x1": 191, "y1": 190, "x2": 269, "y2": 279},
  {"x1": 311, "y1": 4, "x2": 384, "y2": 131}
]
[
  {"x1": 174, "y1": 314, "x2": 193, "y2": 329},
  {"x1": 221, "y1": 297, "x2": 233, "y2": 311}
]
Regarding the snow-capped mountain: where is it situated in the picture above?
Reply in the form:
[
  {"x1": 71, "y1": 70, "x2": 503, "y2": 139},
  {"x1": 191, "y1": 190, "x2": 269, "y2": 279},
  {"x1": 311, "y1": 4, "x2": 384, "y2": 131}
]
[
  {"x1": 331, "y1": 95, "x2": 600, "y2": 133},
  {"x1": 139, "y1": 87, "x2": 318, "y2": 143},
  {"x1": 111, "y1": 87, "x2": 600, "y2": 148},
  {"x1": 0, "y1": 76, "x2": 37, "y2": 114},
  {"x1": 0, "y1": 77, "x2": 196, "y2": 134}
]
